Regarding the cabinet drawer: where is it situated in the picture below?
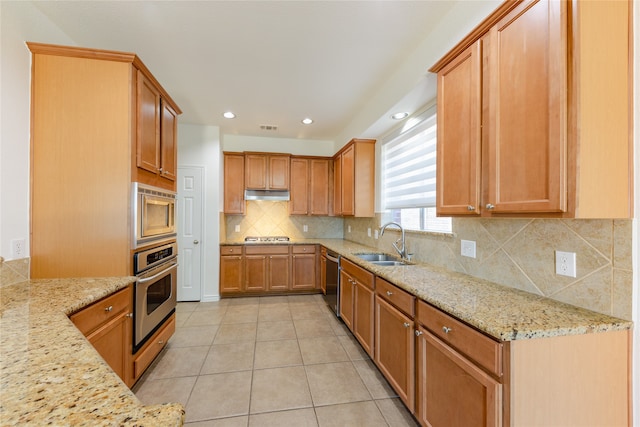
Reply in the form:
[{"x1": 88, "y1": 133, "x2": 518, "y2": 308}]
[
  {"x1": 375, "y1": 277, "x2": 414, "y2": 317},
  {"x1": 220, "y1": 246, "x2": 243, "y2": 255},
  {"x1": 417, "y1": 300, "x2": 503, "y2": 377},
  {"x1": 134, "y1": 314, "x2": 175, "y2": 379},
  {"x1": 245, "y1": 245, "x2": 290, "y2": 255},
  {"x1": 71, "y1": 286, "x2": 132, "y2": 336},
  {"x1": 341, "y1": 258, "x2": 374, "y2": 289},
  {"x1": 292, "y1": 244, "x2": 316, "y2": 254}
]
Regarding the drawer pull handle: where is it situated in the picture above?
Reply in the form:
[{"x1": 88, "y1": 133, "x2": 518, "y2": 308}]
[
  {"x1": 105, "y1": 305, "x2": 113, "y2": 312},
  {"x1": 442, "y1": 326, "x2": 452, "y2": 334},
  {"x1": 403, "y1": 322, "x2": 411, "y2": 328},
  {"x1": 386, "y1": 291, "x2": 393, "y2": 296},
  {"x1": 486, "y1": 203, "x2": 495, "y2": 210},
  {"x1": 415, "y1": 330, "x2": 423, "y2": 336},
  {"x1": 158, "y1": 340, "x2": 164, "y2": 345},
  {"x1": 126, "y1": 313, "x2": 133, "y2": 318}
]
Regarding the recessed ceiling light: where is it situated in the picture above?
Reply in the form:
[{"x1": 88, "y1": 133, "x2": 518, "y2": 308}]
[
  {"x1": 301, "y1": 118, "x2": 314, "y2": 125},
  {"x1": 391, "y1": 112, "x2": 409, "y2": 120},
  {"x1": 223, "y1": 111, "x2": 236, "y2": 119}
]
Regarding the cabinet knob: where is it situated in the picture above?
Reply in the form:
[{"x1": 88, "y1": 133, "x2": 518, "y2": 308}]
[
  {"x1": 485, "y1": 203, "x2": 495, "y2": 210},
  {"x1": 415, "y1": 330, "x2": 423, "y2": 336},
  {"x1": 467, "y1": 205, "x2": 475, "y2": 211},
  {"x1": 229, "y1": 249, "x2": 234, "y2": 252},
  {"x1": 403, "y1": 322, "x2": 411, "y2": 328},
  {"x1": 105, "y1": 305, "x2": 113, "y2": 312},
  {"x1": 194, "y1": 240, "x2": 199, "y2": 244},
  {"x1": 386, "y1": 291, "x2": 393, "y2": 296},
  {"x1": 158, "y1": 340, "x2": 164, "y2": 345},
  {"x1": 442, "y1": 326, "x2": 452, "y2": 334},
  {"x1": 126, "y1": 313, "x2": 133, "y2": 318}
]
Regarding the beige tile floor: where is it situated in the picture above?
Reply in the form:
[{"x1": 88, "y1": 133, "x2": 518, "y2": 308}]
[{"x1": 133, "y1": 294, "x2": 419, "y2": 426}]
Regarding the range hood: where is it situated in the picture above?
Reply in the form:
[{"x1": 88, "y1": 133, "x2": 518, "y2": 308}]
[{"x1": 244, "y1": 189, "x2": 290, "y2": 201}]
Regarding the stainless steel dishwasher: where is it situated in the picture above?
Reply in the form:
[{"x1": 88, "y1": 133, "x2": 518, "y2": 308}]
[{"x1": 323, "y1": 249, "x2": 340, "y2": 316}]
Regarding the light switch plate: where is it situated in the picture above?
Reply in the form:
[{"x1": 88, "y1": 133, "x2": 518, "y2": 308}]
[
  {"x1": 461, "y1": 240, "x2": 476, "y2": 258},
  {"x1": 555, "y1": 251, "x2": 577, "y2": 277}
]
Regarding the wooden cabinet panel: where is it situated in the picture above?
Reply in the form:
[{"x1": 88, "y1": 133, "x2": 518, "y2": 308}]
[
  {"x1": 245, "y1": 255, "x2": 268, "y2": 292},
  {"x1": 436, "y1": 41, "x2": 482, "y2": 215},
  {"x1": 333, "y1": 139, "x2": 375, "y2": 217},
  {"x1": 339, "y1": 270, "x2": 354, "y2": 330},
  {"x1": 224, "y1": 153, "x2": 246, "y2": 215},
  {"x1": 269, "y1": 155, "x2": 290, "y2": 190},
  {"x1": 333, "y1": 155, "x2": 342, "y2": 215},
  {"x1": 133, "y1": 314, "x2": 175, "y2": 382},
  {"x1": 354, "y1": 282, "x2": 374, "y2": 357},
  {"x1": 289, "y1": 157, "x2": 309, "y2": 215},
  {"x1": 220, "y1": 253, "x2": 244, "y2": 294},
  {"x1": 289, "y1": 157, "x2": 330, "y2": 216},
  {"x1": 291, "y1": 253, "x2": 316, "y2": 291},
  {"x1": 245, "y1": 154, "x2": 268, "y2": 189},
  {"x1": 245, "y1": 153, "x2": 290, "y2": 190},
  {"x1": 268, "y1": 255, "x2": 290, "y2": 291},
  {"x1": 416, "y1": 325, "x2": 501, "y2": 427},
  {"x1": 136, "y1": 69, "x2": 161, "y2": 175},
  {"x1": 340, "y1": 144, "x2": 355, "y2": 216},
  {"x1": 375, "y1": 277, "x2": 414, "y2": 317},
  {"x1": 320, "y1": 253, "x2": 327, "y2": 294},
  {"x1": 160, "y1": 100, "x2": 177, "y2": 181},
  {"x1": 310, "y1": 158, "x2": 330, "y2": 215},
  {"x1": 374, "y1": 294, "x2": 415, "y2": 412}
]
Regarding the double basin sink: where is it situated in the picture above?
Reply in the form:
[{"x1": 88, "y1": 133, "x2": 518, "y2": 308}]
[{"x1": 355, "y1": 253, "x2": 410, "y2": 267}]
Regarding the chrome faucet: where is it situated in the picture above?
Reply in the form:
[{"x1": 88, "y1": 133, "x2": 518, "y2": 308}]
[{"x1": 380, "y1": 222, "x2": 407, "y2": 260}]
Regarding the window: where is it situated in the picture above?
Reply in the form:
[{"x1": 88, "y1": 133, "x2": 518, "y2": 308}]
[{"x1": 381, "y1": 105, "x2": 452, "y2": 233}]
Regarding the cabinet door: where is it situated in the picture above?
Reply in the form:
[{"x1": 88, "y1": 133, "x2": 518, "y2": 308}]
[
  {"x1": 310, "y1": 158, "x2": 330, "y2": 216},
  {"x1": 320, "y1": 255, "x2": 327, "y2": 294},
  {"x1": 436, "y1": 41, "x2": 482, "y2": 216},
  {"x1": 269, "y1": 155, "x2": 290, "y2": 190},
  {"x1": 374, "y1": 295, "x2": 415, "y2": 413},
  {"x1": 291, "y1": 254, "x2": 316, "y2": 291},
  {"x1": 289, "y1": 158, "x2": 309, "y2": 215},
  {"x1": 484, "y1": 0, "x2": 567, "y2": 214},
  {"x1": 354, "y1": 282, "x2": 374, "y2": 357},
  {"x1": 340, "y1": 144, "x2": 355, "y2": 215},
  {"x1": 416, "y1": 326, "x2": 502, "y2": 427},
  {"x1": 136, "y1": 70, "x2": 161, "y2": 174},
  {"x1": 268, "y1": 255, "x2": 290, "y2": 291},
  {"x1": 160, "y1": 100, "x2": 177, "y2": 181},
  {"x1": 245, "y1": 154, "x2": 267, "y2": 189},
  {"x1": 220, "y1": 255, "x2": 244, "y2": 294},
  {"x1": 339, "y1": 270, "x2": 354, "y2": 330},
  {"x1": 245, "y1": 255, "x2": 268, "y2": 292},
  {"x1": 333, "y1": 155, "x2": 342, "y2": 215},
  {"x1": 224, "y1": 153, "x2": 246, "y2": 215},
  {"x1": 87, "y1": 310, "x2": 131, "y2": 385}
]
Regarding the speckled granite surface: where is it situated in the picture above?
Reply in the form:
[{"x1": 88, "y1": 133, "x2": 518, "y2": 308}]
[
  {"x1": 0, "y1": 277, "x2": 184, "y2": 426},
  {"x1": 223, "y1": 238, "x2": 633, "y2": 341}
]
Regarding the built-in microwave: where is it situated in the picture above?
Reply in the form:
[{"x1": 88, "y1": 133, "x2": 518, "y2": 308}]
[{"x1": 132, "y1": 182, "x2": 176, "y2": 248}]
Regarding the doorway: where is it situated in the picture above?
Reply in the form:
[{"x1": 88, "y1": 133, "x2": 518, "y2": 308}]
[{"x1": 177, "y1": 166, "x2": 203, "y2": 301}]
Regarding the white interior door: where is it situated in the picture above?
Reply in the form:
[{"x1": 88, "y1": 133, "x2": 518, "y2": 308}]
[{"x1": 177, "y1": 167, "x2": 203, "y2": 301}]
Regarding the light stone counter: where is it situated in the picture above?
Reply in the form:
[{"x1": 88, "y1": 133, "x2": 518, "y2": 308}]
[
  {"x1": 0, "y1": 277, "x2": 184, "y2": 426},
  {"x1": 223, "y1": 238, "x2": 632, "y2": 341}
]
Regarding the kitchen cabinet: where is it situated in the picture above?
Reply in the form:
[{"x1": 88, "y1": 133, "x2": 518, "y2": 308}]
[
  {"x1": 291, "y1": 245, "x2": 317, "y2": 291},
  {"x1": 223, "y1": 152, "x2": 246, "y2": 215},
  {"x1": 374, "y1": 277, "x2": 415, "y2": 412},
  {"x1": 290, "y1": 157, "x2": 331, "y2": 216},
  {"x1": 431, "y1": 0, "x2": 632, "y2": 218},
  {"x1": 319, "y1": 247, "x2": 327, "y2": 294},
  {"x1": 245, "y1": 245, "x2": 290, "y2": 292},
  {"x1": 245, "y1": 153, "x2": 290, "y2": 190},
  {"x1": 338, "y1": 269, "x2": 354, "y2": 330},
  {"x1": 28, "y1": 42, "x2": 181, "y2": 279},
  {"x1": 220, "y1": 245, "x2": 244, "y2": 294},
  {"x1": 132, "y1": 314, "x2": 175, "y2": 384},
  {"x1": 333, "y1": 139, "x2": 375, "y2": 217},
  {"x1": 340, "y1": 258, "x2": 375, "y2": 357},
  {"x1": 135, "y1": 70, "x2": 179, "y2": 187},
  {"x1": 70, "y1": 286, "x2": 133, "y2": 387},
  {"x1": 415, "y1": 300, "x2": 502, "y2": 427}
]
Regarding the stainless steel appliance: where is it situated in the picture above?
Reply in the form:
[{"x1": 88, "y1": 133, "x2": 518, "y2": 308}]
[
  {"x1": 132, "y1": 182, "x2": 176, "y2": 248},
  {"x1": 133, "y1": 241, "x2": 178, "y2": 352},
  {"x1": 323, "y1": 249, "x2": 340, "y2": 316}
]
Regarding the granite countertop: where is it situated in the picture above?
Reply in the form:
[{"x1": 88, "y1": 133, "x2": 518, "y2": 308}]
[
  {"x1": 222, "y1": 238, "x2": 633, "y2": 341},
  {"x1": 0, "y1": 277, "x2": 184, "y2": 426}
]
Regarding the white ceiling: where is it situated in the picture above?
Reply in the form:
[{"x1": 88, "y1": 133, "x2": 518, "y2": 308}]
[{"x1": 31, "y1": 1, "x2": 481, "y2": 142}]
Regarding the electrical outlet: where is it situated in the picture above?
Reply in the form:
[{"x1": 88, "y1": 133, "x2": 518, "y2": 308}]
[
  {"x1": 348, "y1": 225, "x2": 351, "y2": 233},
  {"x1": 367, "y1": 228, "x2": 371, "y2": 237},
  {"x1": 234, "y1": 225, "x2": 240, "y2": 232},
  {"x1": 11, "y1": 239, "x2": 26, "y2": 258},
  {"x1": 555, "y1": 251, "x2": 577, "y2": 277},
  {"x1": 374, "y1": 230, "x2": 379, "y2": 239},
  {"x1": 303, "y1": 225, "x2": 308, "y2": 232},
  {"x1": 461, "y1": 240, "x2": 476, "y2": 258}
]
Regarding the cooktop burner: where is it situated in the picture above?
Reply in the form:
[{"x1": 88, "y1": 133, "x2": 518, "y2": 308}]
[{"x1": 244, "y1": 236, "x2": 290, "y2": 243}]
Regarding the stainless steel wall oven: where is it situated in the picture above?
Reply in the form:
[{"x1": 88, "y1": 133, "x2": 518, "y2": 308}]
[{"x1": 133, "y1": 241, "x2": 177, "y2": 352}]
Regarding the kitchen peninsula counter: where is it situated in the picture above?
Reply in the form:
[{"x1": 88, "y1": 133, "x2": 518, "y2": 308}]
[
  {"x1": 222, "y1": 238, "x2": 632, "y2": 341},
  {"x1": 0, "y1": 277, "x2": 184, "y2": 426}
]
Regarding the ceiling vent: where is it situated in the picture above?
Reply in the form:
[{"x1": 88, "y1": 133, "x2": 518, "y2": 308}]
[{"x1": 260, "y1": 124, "x2": 278, "y2": 131}]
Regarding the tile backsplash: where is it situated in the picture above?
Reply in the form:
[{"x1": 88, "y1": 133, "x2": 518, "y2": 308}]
[
  {"x1": 0, "y1": 256, "x2": 30, "y2": 288},
  {"x1": 345, "y1": 216, "x2": 633, "y2": 320}
]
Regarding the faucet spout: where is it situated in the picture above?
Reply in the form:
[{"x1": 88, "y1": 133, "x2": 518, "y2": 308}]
[{"x1": 380, "y1": 222, "x2": 407, "y2": 260}]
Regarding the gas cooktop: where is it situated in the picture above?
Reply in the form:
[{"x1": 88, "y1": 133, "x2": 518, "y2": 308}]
[{"x1": 244, "y1": 236, "x2": 290, "y2": 243}]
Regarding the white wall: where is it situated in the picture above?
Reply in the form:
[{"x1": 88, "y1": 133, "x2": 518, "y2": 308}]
[
  {"x1": 178, "y1": 124, "x2": 221, "y2": 302},
  {"x1": 222, "y1": 134, "x2": 336, "y2": 157},
  {"x1": 0, "y1": 2, "x2": 75, "y2": 260}
]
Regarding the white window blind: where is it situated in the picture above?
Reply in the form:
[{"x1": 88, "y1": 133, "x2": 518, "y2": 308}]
[{"x1": 382, "y1": 109, "x2": 437, "y2": 210}]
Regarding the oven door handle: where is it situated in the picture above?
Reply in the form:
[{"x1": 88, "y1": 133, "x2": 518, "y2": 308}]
[{"x1": 137, "y1": 261, "x2": 178, "y2": 284}]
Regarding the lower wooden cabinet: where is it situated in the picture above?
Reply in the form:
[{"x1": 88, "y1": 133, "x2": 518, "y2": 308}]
[
  {"x1": 132, "y1": 314, "x2": 175, "y2": 383},
  {"x1": 339, "y1": 258, "x2": 375, "y2": 357},
  {"x1": 291, "y1": 245, "x2": 317, "y2": 291},
  {"x1": 338, "y1": 269, "x2": 354, "y2": 330},
  {"x1": 220, "y1": 246, "x2": 244, "y2": 294},
  {"x1": 373, "y1": 278, "x2": 415, "y2": 413},
  {"x1": 70, "y1": 285, "x2": 133, "y2": 387}
]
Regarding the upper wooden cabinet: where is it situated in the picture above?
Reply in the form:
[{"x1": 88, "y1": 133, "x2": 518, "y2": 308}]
[
  {"x1": 245, "y1": 153, "x2": 290, "y2": 190},
  {"x1": 290, "y1": 156, "x2": 331, "y2": 216},
  {"x1": 28, "y1": 43, "x2": 181, "y2": 278},
  {"x1": 431, "y1": 0, "x2": 632, "y2": 218},
  {"x1": 223, "y1": 152, "x2": 246, "y2": 215},
  {"x1": 333, "y1": 138, "x2": 375, "y2": 217}
]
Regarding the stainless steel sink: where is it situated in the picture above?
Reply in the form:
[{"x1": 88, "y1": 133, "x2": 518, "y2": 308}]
[
  {"x1": 355, "y1": 253, "x2": 399, "y2": 262},
  {"x1": 369, "y1": 260, "x2": 408, "y2": 266}
]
